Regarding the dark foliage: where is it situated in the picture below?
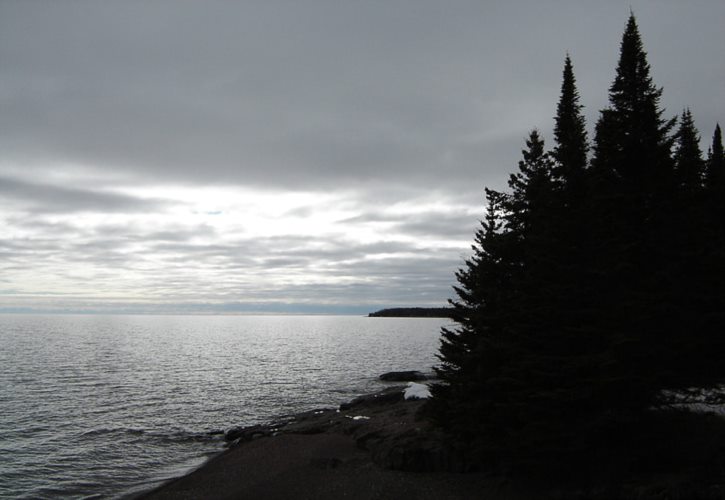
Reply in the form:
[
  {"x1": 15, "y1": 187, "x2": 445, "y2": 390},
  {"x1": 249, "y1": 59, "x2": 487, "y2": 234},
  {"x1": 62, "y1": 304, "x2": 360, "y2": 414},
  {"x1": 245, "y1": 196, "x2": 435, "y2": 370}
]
[
  {"x1": 674, "y1": 109, "x2": 706, "y2": 191},
  {"x1": 427, "y1": 14, "x2": 725, "y2": 479},
  {"x1": 552, "y1": 54, "x2": 588, "y2": 188},
  {"x1": 706, "y1": 123, "x2": 724, "y2": 191}
]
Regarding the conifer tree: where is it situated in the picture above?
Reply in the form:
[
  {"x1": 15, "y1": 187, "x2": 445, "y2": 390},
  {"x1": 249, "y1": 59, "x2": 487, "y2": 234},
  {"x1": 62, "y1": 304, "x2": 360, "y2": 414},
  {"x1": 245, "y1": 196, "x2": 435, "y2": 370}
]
[
  {"x1": 699, "y1": 124, "x2": 725, "y2": 387},
  {"x1": 507, "y1": 129, "x2": 555, "y2": 234},
  {"x1": 586, "y1": 14, "x2": 681, "y2": 410},
  {"x1": 664, "y1": 109, "x2": 716, "y2": 393},
  {"x1": 552, "y1": 54, "x2": 588, "y2": 192},
  {"x1": 430, "y1": 188, "x2": 519, "y2": 447},
  {"x1": 706, "y1": 123, "x2": 724, "y2": 190},
  {"x1": 548, "y1": 55, "x2": 591, "y2": 318},
  {"x1": 673, "y1": 108, "x2": 705, "y2": 191},
  {"x1": 431, "y1": 130, "x2": 575, "y2": 467},
  {"x1": 431, "y1": 13, "x2": 725, "y2": 476},
  {"x1": 592, "y1": 14, "x2": 675, "y2": 189}
]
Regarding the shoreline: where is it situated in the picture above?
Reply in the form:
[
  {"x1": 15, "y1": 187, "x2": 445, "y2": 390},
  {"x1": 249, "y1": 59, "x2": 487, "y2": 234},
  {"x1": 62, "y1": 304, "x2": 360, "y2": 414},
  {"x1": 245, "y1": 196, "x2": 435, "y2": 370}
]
[
  {"x1": 134, "y1": 385, "x2": 526, "y2": 500},
  {"x1": 127, "y1": 383, "x2": 725, "y2": 500}
]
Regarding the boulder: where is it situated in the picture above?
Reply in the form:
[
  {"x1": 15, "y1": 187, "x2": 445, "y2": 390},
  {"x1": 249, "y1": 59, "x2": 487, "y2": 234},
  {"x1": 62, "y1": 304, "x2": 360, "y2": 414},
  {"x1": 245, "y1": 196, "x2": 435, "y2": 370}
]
[
  {"x1": 224, "y1": 424, "x2": 272, "y2": 442},
  {"x1": 339, "y1": 386, "x2": 405, "y2": 411}
]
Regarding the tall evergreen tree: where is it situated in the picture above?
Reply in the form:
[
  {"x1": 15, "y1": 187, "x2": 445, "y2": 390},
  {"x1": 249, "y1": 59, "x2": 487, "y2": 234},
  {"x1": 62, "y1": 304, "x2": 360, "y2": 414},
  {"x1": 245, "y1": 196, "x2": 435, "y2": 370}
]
[
  {"x1": 665, "y1": 109, "x2": 718, "y2": 393},
  {"x1": 430, "y1": 187, "x2": 519, "y2": 451},
  {"x1": 706, "y1": 123, "x2": 724, "y2": 190},
  {"x1": 430, "y1": 13, "x2": 725, "y2": 478},
  {"x1": 586, "y1": 14, "x2": 682, "y2": 409},
  {"x1": 431, "y1": 130, "x2": 585, "y2": 469},
  {"x1": 592, "y1": 14, "x2": 675, "y2": 190},
  {"x1": 699, "y1": 123, "x2": 725, "y2": 386},
  {"x1": 507, "y1": 129, "x2": 556, "y2": 235},
  {"x1": 552, "y1": 54, "x2": 588, "y2": 191},
  {"x1": 548, "y1": 55, "x2": 591, "y2": 323},
  {"x1": 673, "y1": 108, "x2": 705, "y2": 191}
]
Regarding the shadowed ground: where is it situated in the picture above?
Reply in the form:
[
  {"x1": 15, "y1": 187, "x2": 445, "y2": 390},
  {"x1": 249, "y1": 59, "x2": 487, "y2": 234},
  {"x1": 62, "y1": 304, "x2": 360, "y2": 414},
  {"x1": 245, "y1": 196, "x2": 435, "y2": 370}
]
[
  {"x1": 137, "y1": 387, "x2": 725, "y2": 500},
  {"x1": 137, "y1": 387, "x2": 528, "y2": 500}
]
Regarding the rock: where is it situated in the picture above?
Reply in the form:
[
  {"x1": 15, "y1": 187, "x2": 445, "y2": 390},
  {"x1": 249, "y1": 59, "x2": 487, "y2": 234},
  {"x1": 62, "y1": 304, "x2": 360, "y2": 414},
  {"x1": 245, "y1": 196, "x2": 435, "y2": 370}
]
[
  {"x1": 224, "y1": 424, "x2": 272, "y2": 442},
  {"x1": 379, "y1": 370, "x2": 427, "y2": 382},
  {"x1": 339, "y1": 386, "x2": 405, "y2": 411}
]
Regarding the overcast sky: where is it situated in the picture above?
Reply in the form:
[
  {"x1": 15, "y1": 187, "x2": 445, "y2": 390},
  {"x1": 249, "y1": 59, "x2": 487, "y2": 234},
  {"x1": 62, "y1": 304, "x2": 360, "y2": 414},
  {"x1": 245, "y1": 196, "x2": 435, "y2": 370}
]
[{"x1": 1, "y1": 1, "x2": 723, "y2": 314}]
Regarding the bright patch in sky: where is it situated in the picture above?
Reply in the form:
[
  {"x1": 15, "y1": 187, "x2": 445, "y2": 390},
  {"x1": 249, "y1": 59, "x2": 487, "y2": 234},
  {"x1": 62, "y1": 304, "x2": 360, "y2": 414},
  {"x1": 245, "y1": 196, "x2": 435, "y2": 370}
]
[
  {"x1": 1, "y1": 1, "x2": 723, "y2": 313},
  {"x1": 0, "y1": 179, "x2": 477, "y2": 313}
]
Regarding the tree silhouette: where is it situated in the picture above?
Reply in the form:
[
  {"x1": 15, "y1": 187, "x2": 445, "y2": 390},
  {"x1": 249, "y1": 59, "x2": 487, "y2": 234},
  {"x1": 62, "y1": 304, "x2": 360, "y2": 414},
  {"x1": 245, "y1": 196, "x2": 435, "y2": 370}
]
[
  {"x1": 586, "y1": 13, "x2": 681, "y2": 411},
  {"x1": 673, "y1": 108, "x2": 705, "y2": 191},
  {"x1": 706, "y1": 123, "x2": 724, "y2": 190},
  {"x1": 592, "y1": 14, "x2": 675, "y2": 188},
  {"x1": 552, "y1": 54, "x2": 588, "y2": 193},
  {"x1": 430, "y1": 13, "x2": 724, "y2": 475}
]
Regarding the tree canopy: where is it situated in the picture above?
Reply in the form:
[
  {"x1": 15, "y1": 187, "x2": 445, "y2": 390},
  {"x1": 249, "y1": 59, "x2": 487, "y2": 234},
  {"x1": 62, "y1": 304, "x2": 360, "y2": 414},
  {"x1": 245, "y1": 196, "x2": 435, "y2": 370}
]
[{"x1": 428, "y1": 14, "x2": 724, "y2": 477}]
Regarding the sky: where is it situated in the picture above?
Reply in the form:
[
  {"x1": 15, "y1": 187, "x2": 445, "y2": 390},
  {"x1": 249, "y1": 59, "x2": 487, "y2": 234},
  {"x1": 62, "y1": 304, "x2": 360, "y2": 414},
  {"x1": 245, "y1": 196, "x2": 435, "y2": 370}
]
[{"x1": 1, "y1": 1, "x2": 724, "y2": 314}]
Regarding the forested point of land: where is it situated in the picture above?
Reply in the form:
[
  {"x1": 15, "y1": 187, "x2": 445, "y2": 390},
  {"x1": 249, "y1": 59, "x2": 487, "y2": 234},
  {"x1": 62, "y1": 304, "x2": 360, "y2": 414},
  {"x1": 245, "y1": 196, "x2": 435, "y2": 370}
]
[
  {"x1": 425, "y1": 13, "x2": 725, "y2": 495},
  {"x1": 368, "y1": 307, "x2": 453, "y2": 318}
]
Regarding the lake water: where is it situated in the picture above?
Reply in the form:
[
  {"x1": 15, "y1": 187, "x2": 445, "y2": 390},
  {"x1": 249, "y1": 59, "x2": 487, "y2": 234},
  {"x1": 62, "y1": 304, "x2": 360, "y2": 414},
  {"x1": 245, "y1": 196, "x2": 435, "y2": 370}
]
[{"x1": 0, "y1": 314, "x2": 449, "y2": 499}]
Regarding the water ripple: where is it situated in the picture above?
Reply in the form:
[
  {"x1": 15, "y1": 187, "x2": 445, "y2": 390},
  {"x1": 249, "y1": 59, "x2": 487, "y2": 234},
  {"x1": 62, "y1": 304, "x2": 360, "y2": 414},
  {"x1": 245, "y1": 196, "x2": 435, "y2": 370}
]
[{"x1": 0, "y1": 314, "x2": 447, "y2": 499}]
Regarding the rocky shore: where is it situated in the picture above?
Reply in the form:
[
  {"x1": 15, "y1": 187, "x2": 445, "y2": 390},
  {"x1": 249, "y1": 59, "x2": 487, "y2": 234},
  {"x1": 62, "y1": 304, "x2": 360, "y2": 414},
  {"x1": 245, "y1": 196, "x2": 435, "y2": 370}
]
[
  {"x1": 137, "y1": 380, "x2": 528, "y2": 500},
  {"x1": 134, "y1": 375, "x2": 725, "y2": 500}
]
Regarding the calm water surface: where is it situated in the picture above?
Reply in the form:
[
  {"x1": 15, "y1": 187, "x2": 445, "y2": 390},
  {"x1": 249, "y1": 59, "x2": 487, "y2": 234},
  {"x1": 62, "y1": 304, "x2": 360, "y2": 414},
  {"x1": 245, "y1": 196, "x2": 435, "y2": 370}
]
[{"x1": 0, "y1": 314, "x2": 448, "y2": 499}]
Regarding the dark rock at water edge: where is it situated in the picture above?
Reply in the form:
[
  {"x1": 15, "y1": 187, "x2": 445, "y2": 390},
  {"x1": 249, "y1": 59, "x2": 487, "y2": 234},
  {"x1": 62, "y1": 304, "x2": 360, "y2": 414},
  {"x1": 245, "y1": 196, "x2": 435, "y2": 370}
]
[
  {"x1": 220, "y1": 386, "x2": 467, "y2": 474},
  {"x1": 379, "y1": 370, "x2": 428, "y2": 382},
  {"x1": 338, "y1": 386, "x2": 405, "y2": 411},
  {"x1": 224, "y1": 423, "x2": 274, "y2": 443}
]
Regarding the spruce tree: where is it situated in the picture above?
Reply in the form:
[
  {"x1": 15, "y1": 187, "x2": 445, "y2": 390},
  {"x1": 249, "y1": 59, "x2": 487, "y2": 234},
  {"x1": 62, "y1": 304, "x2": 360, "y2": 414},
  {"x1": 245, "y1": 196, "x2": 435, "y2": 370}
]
[
  {"x1": 430, "y1": 188, "x2": 520, "y2": 451},
  {"x1": 552, "y1": 54, "x2": 588, "y2": 192},
  {"x1": 592, "y1": 14, "x2": 675, "y2": 190},
  {"x1": 587, "y1": 14, "x2": 681, "y2": 410},
  {"x1": 666, "y1": 109, "x2": 716, "y2": 392},
  {"x1": 430, "y1": 13, "x2": 725, "y2": 477},
  {"x1": 507, "y1": 129, "x2": 556, "y2": 234},
  {"x1": 706, "y1": 123, "x2": 724, "y2": 190},
  {"x1": 431, "y1": 130, "x2": 579, "y2": 468},
  {"x1": 673, "y1": 108, "x2": 705, "y2": 191},
  {"x1": 698, "y1": 124, "x2": 725, "y2": 388},
  {"x1": 548, "y1": 55, "x2": 591, "y2": 328}
]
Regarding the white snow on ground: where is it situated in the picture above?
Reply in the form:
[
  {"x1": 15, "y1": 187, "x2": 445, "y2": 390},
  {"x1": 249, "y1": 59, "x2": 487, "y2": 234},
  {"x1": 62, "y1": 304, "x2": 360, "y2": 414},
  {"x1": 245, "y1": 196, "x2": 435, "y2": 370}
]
[{"x1": 404, "y1": 382, "x2": 431, "y2": 400}]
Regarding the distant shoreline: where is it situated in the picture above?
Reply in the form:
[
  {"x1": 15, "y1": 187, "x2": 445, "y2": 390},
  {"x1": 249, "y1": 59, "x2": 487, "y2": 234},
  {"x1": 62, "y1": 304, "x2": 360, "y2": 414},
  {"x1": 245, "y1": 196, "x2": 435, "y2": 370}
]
[{"x1": 367, "y1": 307, "x2": 453, "y2": 318}]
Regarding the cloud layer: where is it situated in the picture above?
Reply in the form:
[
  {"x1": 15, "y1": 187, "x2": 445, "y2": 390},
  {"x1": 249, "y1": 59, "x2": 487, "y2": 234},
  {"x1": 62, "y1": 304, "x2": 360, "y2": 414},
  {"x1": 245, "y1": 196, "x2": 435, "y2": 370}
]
[
  {"x1": 0, "y1": 180, "x2": 478, "y2": 312},
  {"x1": 1, "y1": 1, "x2": 723, "y2": 313}
]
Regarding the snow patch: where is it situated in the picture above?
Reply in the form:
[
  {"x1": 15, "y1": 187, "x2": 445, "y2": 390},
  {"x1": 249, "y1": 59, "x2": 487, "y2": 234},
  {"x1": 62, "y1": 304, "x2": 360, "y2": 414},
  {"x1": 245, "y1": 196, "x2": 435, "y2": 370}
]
[{"x1": 404, "y1": 382, "x2": 431, "y2": 400}]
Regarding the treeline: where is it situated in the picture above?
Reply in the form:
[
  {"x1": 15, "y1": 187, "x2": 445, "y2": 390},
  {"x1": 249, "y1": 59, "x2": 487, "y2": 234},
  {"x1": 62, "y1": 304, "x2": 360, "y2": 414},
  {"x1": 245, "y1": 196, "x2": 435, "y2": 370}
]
[
  {"x1": 368, "y1": 307, "x2": 453, "y2": 318},
  {"x1": 428, "y1": 14, "x2": 724, "y2": 475}
]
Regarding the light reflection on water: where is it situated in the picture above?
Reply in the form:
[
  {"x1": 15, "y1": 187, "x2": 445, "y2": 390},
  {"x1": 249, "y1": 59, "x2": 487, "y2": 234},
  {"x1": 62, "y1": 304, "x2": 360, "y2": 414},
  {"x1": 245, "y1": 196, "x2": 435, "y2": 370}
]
[{"x1": 0, "y1": 314, "x2": 448, "y2": 499}]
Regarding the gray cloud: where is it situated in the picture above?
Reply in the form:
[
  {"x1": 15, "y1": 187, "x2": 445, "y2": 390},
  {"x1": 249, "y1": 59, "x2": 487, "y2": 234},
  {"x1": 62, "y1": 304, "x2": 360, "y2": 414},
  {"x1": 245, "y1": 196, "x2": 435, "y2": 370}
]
[
  {"x1": 2, "y1": 1, "x2": 721, "y2": 193},
  {"x1": 342, "y1": 209, "x2": 480, "y2": 240},
  {"x1": 1, "y1": 1, "x2": 723, "y2": 313},
  {"x1": 0, "y1": 175, "x2": 170, "y2": 213},
  {"x1": 0, "y1": 203, "x2": 464, "y2": 312}
]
